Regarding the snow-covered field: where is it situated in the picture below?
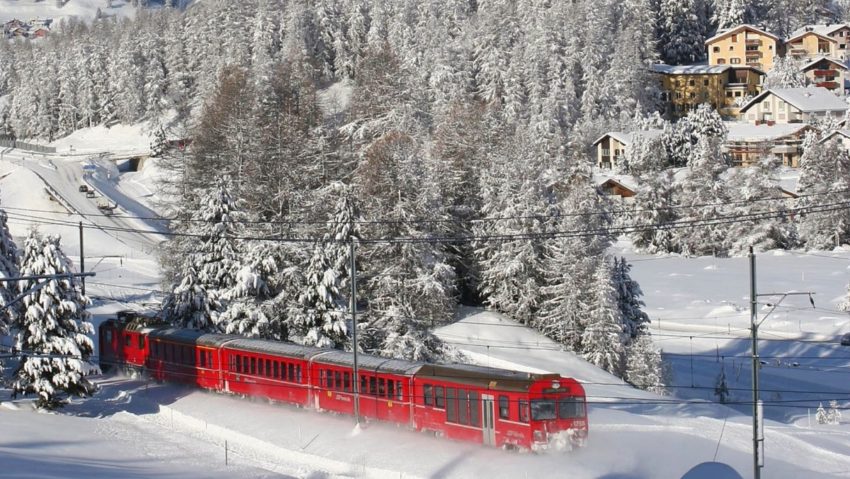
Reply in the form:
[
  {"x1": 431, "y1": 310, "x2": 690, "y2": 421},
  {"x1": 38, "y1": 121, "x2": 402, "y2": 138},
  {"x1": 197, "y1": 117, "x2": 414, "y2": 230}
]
[{"x1": 2, "y1": 150, "x2": 850, "y2": 477}]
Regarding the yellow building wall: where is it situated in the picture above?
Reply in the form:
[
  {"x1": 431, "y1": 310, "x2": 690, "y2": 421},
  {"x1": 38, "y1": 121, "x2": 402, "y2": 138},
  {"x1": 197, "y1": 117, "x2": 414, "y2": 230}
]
[
  {"x1": 659, "y1": 73, "x2": 728, "y2": 116},
  {"x1": 788, "y1": 33, "x2": 836, "y2": 58},
  {"x1": 707, "y1": 30, "x2": 779, "y2": 70}
]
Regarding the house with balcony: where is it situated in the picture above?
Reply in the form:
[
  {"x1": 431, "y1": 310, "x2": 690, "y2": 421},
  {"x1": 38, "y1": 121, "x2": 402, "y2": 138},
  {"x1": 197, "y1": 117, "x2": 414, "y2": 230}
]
[
  {"x1": 725, "y1": 122, "x2": 813, "y2": 167},
  {"x1": 738, "y1": 87, "x2": 848, "y2": 124},
  {"x1": 705, "y1": 25, "x2": 783, "y2": 71},
  {"x1": 651, "y1": 64, "x2": 763, "y2": 118},
  {"x1": 799, "y1": 57, "x2": 848, "y2": 95},
  {"x1": 786, "y1": 24, "x2": 850, "y2": 62},
  {"x1": 591, "y1": 130, "x2": 663, "y2": 169}
]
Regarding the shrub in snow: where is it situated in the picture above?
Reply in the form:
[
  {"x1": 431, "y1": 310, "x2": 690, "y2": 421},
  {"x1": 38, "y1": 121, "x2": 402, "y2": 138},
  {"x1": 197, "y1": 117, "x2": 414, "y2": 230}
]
[
  {"x1": 816, "y1": 402, "x2": 829, "y2": 424},
  {"x1": 714, "y1": 365, "x2": 730, "y2": 404},
  {"x1": 12, "y1": 230, "x2": 97, "y2": 409}
]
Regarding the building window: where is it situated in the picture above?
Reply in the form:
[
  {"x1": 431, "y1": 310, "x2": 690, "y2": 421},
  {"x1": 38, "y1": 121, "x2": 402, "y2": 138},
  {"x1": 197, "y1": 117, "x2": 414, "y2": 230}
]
[
  {"x1": 713, "y1": 46, "x2": 720, "y2": 53},
  {"x1": 735, "y1": 91, "x2": 742, "y2": 97},
  {"x1": 732, "y1": 34, "x2": 738, "y2": 42},
  {"x1": 688, "y1": 79, "x2": 695, "y2": 86},
  {"x1": 689, "y1": 92, "x2": 696, "y2": 99},
  {"x1": 717, "y1": 58, "x2": 726, "y2": 64},
  {"x1": 704, "y1": 79, "x2": 709, "y2": 86},
  {"x1": 726, "y1": 91, "x2": 733, "y2": 98},
  {"x1": 731, "y1": 58, "x2": 741, "y2": 64}
]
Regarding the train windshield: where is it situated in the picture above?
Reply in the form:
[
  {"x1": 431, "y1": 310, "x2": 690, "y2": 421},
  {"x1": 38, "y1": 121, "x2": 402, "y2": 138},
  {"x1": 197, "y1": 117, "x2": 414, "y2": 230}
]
[
  {"x1": 558, "y1": 396, "x2": 586, "y2": 419},
  {"x1": 531, "y1": 399, "x2": 557, "y2": 420}
]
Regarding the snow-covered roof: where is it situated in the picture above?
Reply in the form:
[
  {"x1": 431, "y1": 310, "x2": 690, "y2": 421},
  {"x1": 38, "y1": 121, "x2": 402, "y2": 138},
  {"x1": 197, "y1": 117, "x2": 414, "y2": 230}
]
[
  {"x1": 593, "y1": 173, "x2": 638, "y2": 192},
  {"x1": 820, "y1": 129, "x2": 850, "y2": 143},
  {"x1": 224, "y1": 338, "x2": 327, "y2": 360},
  {"x1": 591, "y1": 129, "x2": 664, "y2": 147},
  {"x1": 416, "y1": 363, "x2": 563, "y2": 393},
  {"x1": 148, "y1": 328, "x2": 242, "y2": 348},
  {"x1": 705, "y1": 24, "x2": 780, "y2": 44},
  {"x1": 725, "y1": 122, "x2": 811, "y2": 142},
  {"x1": 788, "y1": 24, "x2": 850, "y2": 42},
  {"x1": 739, "y1": 87, "x2": 849, "y2": 114},
  {"x1": 650, "y1": 64, "x2": 731, "y2": 75},
  {"x1": 799, "y1": 56, "x2": 849, "y2": 71}
]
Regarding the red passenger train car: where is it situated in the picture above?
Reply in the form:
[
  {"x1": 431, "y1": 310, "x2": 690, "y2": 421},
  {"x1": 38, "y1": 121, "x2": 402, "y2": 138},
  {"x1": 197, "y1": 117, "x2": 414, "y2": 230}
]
[{"x1": 99, "y1": 316, "x2": 588, "y2": 451}]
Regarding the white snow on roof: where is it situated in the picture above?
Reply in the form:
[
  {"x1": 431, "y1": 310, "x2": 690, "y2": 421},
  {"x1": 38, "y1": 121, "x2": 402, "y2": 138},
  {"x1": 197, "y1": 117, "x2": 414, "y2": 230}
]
[
  {"x1": 799, "y1": 56, "x2": 849, "y2": 71},
  {"x1": 705, "y1": 24, "x2": 780, "y2": 44},
  {"x1": 788, "y1": 24, "x2": 850, "y2": 42},
  {"x1": 725, "y1": 122, "x2": 810, "y2": 142},
  {"x1": 821, "y1": 129, "x2": 850, "y2": 142},
  {"x1": 592, "y1": 172, "x2": 638, "y2": 191},
  {"x1": 651, "y1": 64, "x2": 731, "y2": 75},
  {"x1": 592, "y1": 129, "x2": 664, "y2": 147},
  {"x1": 740, "y1": 87, "x2": 849, "y2": 113}
]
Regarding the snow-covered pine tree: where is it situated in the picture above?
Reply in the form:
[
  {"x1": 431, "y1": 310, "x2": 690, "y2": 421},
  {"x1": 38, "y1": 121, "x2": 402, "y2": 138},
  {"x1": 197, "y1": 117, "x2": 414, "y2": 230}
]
[
  {"x1": 714, "y1": 363, "x2": 730, "y2": 403},
  {"x1": 218, "y1": 240, "x2": 279, "y2": 339},
  {"x1": 840, "y1": 283, "x2": 850, "y2": 312},
  {"x1": 290, "y1": 183, "x2": 360, "y2": 349},
  {"x1": 624, "y1": 333, "x2": 666, "y2": 393},
  {"x1": 163, "y1": 176, "x2": 243, "y2": 331},
  {"x1": 723, "y1": 156, "x2": 797, "y2": 255},
  {"x1": 797, "y1": 136, "x2": 850, "y2": 249},
  {"x1": 12, "y1": 231, "x2": 97, "y2": 409},
  {"x1": 817, "y1": 402, "x2": 829, "y2": 424},
  {"x1": 581, "y1": 257, "x2": 626, "y2": 376},
  {"x1": 657, "y1": 0, "x2": 709, "y2": 65},
  {"x1": 763, "y1": 56, "x2": 808, "y2": 89},
  {"x1": 0, "y1": 201, "x2": 19, "y2": 335},
  {"x1": 613, "y1": 257, "x2": 651, "y2": 340},
  {"x1": 630, "y1": 170, "x2": 680, "y2": 254},
  {"x1": 829, "y1": 399, "x2": 843, "y2": 424}
]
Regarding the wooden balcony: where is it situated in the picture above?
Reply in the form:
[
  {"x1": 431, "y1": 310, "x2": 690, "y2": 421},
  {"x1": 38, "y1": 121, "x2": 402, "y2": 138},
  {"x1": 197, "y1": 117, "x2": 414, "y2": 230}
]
[
  {"x1": 816, "y1": 81, "x2": 840, "y2": 89},
  {"x1": 814, "y1": 69, "x2": 838, "y2": 77}
]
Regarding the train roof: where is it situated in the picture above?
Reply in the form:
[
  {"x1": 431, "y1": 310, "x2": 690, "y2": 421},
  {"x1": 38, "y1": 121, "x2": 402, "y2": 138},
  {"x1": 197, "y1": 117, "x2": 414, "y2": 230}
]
[
  {"x1": 415, "y1": 363, "x2": 561, "y2": 392},
  {"x1": 312, "y1": 350, "x2": 425, "y2": 375},
  {"x1": 223, "y1": 338, "x2": 325, "y2": 360},
  {"x1": 147, "y1": 328, "x2": 238, "y2": 348}
]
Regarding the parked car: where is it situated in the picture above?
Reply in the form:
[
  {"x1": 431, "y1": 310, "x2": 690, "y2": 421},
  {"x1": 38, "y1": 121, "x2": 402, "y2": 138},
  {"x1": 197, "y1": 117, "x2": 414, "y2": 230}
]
[
  {"x1": 85, "y1": 190, "x2": 95, "y2": 198},
  {"x1": 78, "y1": 184, "x2": 89, "y2": 192},
  {"x1": 841, "y1": 333, "x2": 850, "y2": 346}
]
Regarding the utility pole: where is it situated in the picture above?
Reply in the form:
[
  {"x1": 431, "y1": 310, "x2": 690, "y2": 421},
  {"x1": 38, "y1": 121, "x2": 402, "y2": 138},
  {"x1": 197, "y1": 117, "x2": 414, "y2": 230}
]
[
  {"x1": 350, "y1": 236, "x2": 359, "y2": 425},
  {"x1": 79, "y1": 221, "x2": 85, "y2": 297},
  {"x1": 749, "y1": 246, "x2": 760, "y2": 479},
  {"x1": 749, "y1": 247, "x2": 815, "y2": 479}
]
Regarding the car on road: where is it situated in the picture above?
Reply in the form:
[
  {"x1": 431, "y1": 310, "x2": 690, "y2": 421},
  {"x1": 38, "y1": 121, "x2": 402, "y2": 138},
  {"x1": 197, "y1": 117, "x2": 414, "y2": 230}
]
[
  {"x1": 841, "y1": 333, "x2": 850, "y2": 346},
  {"x1": 78, "y1": 184, "x2": 89, "y2": 192},
  {"x1": 86, "y1": 190, "x2": 96, "y2": 198}
]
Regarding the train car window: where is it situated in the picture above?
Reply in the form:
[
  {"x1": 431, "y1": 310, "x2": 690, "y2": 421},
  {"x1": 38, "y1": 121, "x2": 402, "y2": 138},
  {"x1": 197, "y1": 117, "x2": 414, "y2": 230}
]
[
  {"x1": 558, "y1": 397, "x2": 586, "y2": 419},
  {"x1": 499, "y1": 395, "x2": 510, "y2": 419},
  {"x1": 378, "y1": 378, "x2": 386, "y2": 397},
  {"x1": 458, "y1": 389, "x2": 469, "y2": 425},
  {"x1": 208, "y1": 352, "x2": 213, "y2": 368},
  {"x1": 387, "y1": 380, "x2": 394, "y2": 399},
  {"x1": 251, "y1": 357, "x2": 257, "y2": 375},
  {"x1": 138, "y1": 335, "x2": 145, "y2": 350},
  {"x1": 531, "y1": 399, "x2": 557, "y2": 421},
  {"x1": 334, "y1": 371, "x2": 342, "y2": 390},
  {"x1": 200, "y1": 350, "x2": 207, "y2": 368},
  {"x1": 519, "y1": 400, "x2": 529, "y2": 423},
  {"x1": 369, "y1": 376, "x2": 377, "y2": 396},
  {"x1": 469, "y1": 391, "x2": 481, "y2": 427},
  {"x1": 150, "y1": 340, "x2": 156, "y2": 357},
  {"x1": 296, "y1": 365, "x2": 303, "y2": 383},
  {"x1": 125, "y1": 334, "x2": 131, "y2": 347},
  {"x1": 273, "y1": 361, "x2": 279, "y2": 379},
  {"x1": 344, "y1": 372, "x2": 351, "y2": 392},
  {"x1": 446, "y1": 388, "x2": 458, "y2": 423},
  {"x1": 424, "y1": 384, "x2": 433, "y2": 405},
  {"x1": 319, "y1": 369, "x2": 327, "y2": 388},
  {"x1": 164, "y1": 343, "x2": 170, "y2": 362},
  {"x1": 243, "y1": 356, "x2": 249, "y2": 373},
  {"x1": 360, "y1": 375, "x2": 367, "y2": 394},
  {"x1": 435, "y1": 386, "x2": 445, "y2": 409},
  {"x1": 288, "y1": 363, "x2": 295, "y2": 381},
  {"x1": 396, "y1": 382, "x2": 403, "y2": 401},
  {"x1": 264, "y1": 359, "x2": 270, "y2": 377}
]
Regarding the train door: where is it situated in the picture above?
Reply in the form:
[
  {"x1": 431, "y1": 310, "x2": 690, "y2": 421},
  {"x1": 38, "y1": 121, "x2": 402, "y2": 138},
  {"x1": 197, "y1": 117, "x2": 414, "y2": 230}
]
[{"x1": 482, "y1": 394, "x2": 496, "y2": 446}]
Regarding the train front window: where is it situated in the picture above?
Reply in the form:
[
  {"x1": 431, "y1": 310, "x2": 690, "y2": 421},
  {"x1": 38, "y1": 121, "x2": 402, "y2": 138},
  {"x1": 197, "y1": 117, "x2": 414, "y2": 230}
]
[
  {"x1": 558, "y1": 397, "x2": 586, "y2": 419},
  {"x1": 531, "y1": 399, "x2": 557, "y2": 421}
]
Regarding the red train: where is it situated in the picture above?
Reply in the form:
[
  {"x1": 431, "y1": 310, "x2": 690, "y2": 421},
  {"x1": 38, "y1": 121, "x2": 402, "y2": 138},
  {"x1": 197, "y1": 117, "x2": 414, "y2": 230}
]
[{"x1": 99, "y1": 314, "x2": 588, "y2": 451}]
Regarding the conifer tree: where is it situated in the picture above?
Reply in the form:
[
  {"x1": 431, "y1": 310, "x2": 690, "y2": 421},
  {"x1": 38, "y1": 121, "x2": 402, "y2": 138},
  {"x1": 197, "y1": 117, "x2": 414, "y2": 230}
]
[
  {"x1": 625, "y1": 334, "x2": 666, "y2": 393},
  {"x1": 657, "y1": 0, "x2": 708, "y2": 65},
  {"x1": 12, "y1": 231, "x2": 97, "y2": 409},
  {"x1": 581, "y1": 258, "x2": 626, "y2": 375}
]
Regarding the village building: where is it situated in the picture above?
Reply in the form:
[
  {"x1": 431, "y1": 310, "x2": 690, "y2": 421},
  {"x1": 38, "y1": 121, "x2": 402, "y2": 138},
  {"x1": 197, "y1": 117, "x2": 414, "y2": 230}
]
[
  {"x1": 651, "y1": 64, "x2": 763, "y2": 118},
  {"x1": 820, "y1": 129, "x2": 850, "y2": 150},
  {"x1": 724, "y1": 122, "x2": 813, "y2": 167},
  {"x1": 798, "y1": 57, "x2": 848, "y2": 96},
  {"x1": 705, "y1": 25, "x2": 783, "y2": 71},
  {"x1": 597, "y1": 178, "x2": 637, "y2": 202},
  {"x1": 738, "y1": 87, "x2": 848, "y2": 124},
  {"x1": 591, "y1": 130, "x2": 664, "y2": 170},
  {"x1": 786, "y1": 24, "x2": 850, "y2": 62}
]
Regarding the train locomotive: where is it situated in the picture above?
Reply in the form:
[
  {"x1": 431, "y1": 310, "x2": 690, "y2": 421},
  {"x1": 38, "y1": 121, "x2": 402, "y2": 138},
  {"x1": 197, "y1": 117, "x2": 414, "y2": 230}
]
[{"x1": 99, "y1": 314, "x2": 588, "y2": 451}]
